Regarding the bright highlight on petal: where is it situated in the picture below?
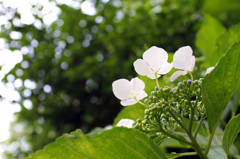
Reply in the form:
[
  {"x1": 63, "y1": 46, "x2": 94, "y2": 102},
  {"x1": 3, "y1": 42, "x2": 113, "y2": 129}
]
[
  {"x1": 134, "y1": 46, "x2": 173, "y2": 79},
  {"x1": 112, "y1": 77, "x2": 147, "y2": 106},
  {"x1": 170, "y1": 46, "x2": 195, "y2": 82},
  {"x1": 116, "y1": 119, "x2": 135, "y2": 128},
  {"x1": 206, "y1": 66, "x2": 215, "y2": 75}
]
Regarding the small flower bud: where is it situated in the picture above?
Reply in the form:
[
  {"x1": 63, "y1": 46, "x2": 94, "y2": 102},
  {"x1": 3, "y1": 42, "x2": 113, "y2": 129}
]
[
  {"x1": 172, "y1": 88, "x2": 176, "y2": 93},
  {"x1": 137, "y1": 118, "x2": 141, "y2": 123},
  {"x1": 178, "y1": 82, "x2": 183, "y2": 88},
  {"x1": 144, "y1": 109, "x2": 149, "y2": 114},
  {"x1": 187, "y1": 80, "x2": 191, "y2": 84},
  {"x1": 155, "y1": 86, "x2": 159, "y2": 90}
]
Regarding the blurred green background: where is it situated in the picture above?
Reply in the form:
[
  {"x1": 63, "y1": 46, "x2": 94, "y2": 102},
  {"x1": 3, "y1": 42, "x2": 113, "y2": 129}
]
[{"x1": 0, "y1": 0, "x2": 240, "y2": 158}]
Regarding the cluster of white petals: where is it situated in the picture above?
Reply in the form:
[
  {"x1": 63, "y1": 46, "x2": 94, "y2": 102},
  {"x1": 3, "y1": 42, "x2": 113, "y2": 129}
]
[
  {"x1": 133, "y1": 46, "x2": 173, "y2": 79},
  {"x1": 112, "y1": 77, "x2": 147, "y2": 106},
  {"x1": 112, "y1": 45, "x2": 197, "y2": 106},
  {"x1": 206, "y1": 66, "x2": 215, "y2": 75},
  {"x1": 170, "y1": 46, "x2": 195, "y2": 82},
  {"x1": 116, "y1": 119, "x2": 135, "y2": 128}
]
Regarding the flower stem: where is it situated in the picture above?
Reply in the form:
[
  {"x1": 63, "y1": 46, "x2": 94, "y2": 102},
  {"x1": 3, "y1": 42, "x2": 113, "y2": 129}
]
[
  {"x1": 189, "y1": 72, "x2": 194, "y2": 91},
  {"x1": 167, "y1": 109, "x2": 188, "y2": 133},
  {"x1": 154, "y1": 73, "x2": 160, "y2": 89},
  {"x1": 194, "y1": 112, "x2": 206, "y2": 139},
  {"x1": 168, "y1": 109, "x2": 207, "y2": 159},
  {"x1": 159, "y1": 127, "x2": 193, "y2": 146},
  {"x1": 133, "y1": 97, "x2": 148, "y2": 107},
  {"x1": 172, "y1": 152, "x2": 197, "y2": 158}
]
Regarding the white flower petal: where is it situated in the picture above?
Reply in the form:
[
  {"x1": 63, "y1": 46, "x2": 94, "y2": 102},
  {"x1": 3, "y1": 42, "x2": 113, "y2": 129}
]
[
  {"x1": 112, "y1": 79, "x2": 132, "y2": 100},
  {"x1": 143, "y1": 46, "x2": 168, "y2": 72},
  {"x1": 130, "y1": 77, "x2": 145, "y2": 96},
  {"x1": 133, "y1": 59, "x2": 153, "y2": 76},
  {"x1": 189, "y1": 56, "x2": 195, "y2": 72},
  {"x1": 173, "y1": 46, "x2": 193, "y2": 70},
  {"x1": 206, "y1": 66, "x2": 215, "y2": 75},
  {"x1": 136, "y1": 91, "x2": 147, "y2": 100},
  {"x1": 170, "y1": 71, "x2": 187, "y2": 82},
  {"x1": 157, "y1": 62, "x2": 173, "y2": 75},
  {"x1": 147, "y1": 73, "x2": 159, "y2": 79},
  {"x1": 116, "y1": 119, "x2": 135, "y2": 128},
  {"x1": 120, "y1": 98, "x2": 137, "y2": 106}
]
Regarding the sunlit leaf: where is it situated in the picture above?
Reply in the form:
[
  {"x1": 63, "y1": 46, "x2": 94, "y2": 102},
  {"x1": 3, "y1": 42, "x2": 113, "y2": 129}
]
[
  {"x1": 26, "y1": 127, "x2": 167, "y2": 159},
  {"x1": 195, "y1": 13, "x2": 226, "y2": 67}
]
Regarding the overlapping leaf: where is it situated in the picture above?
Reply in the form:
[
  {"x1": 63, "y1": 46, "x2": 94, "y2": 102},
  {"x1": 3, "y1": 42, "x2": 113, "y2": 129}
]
[
  {"x1": 202, "y1": 42, "x2": 240, "y2": 133},
  {"x1": 26, "y1": 127, "x2": 167, "y2": 159},
  {"x1": 222, "y1": 113, "x2": 240, "y2": 154}
]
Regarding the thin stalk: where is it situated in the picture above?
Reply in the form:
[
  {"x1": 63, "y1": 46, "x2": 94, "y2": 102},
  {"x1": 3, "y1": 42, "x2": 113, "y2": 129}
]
[
  {"x1": 188, "y1": 106, "x2": 195, "y2": 133},
  {"x1": 134, "y1": 97, "x2": 148, "y2": 107},
  {"x1": 188, "y1": 132, "x2": 207, "y2": 159},
  {"x1": 172, "y1": 152, "x2": 197, "y2": 158},
  {"x1": 189, "y1": 72, "x2": 194, "y2": 91},
  {"x1": 205, "y1": 111, "x2": 224, "y2": 156},
  {"x1": 167, "y1": 109, "x2": 188, "y2": 133},
  {"x1": 154, "y1": 73, "x2": 160, "y2": 90},
  {"x1": 154, "y1": 73, "x2": 167, "y2": 100},
  {"x1": 159, "y1": 127, "x2": 193, "y2": 146},
  {"x1": 194, "y1": 112, "x2": 206, "y2": 139},
  {"x1": 172, "y1": 131, "x2": 188, "y2": 137},
  {"x1": 188, "y1": 72, "x2": 194, "y2": 133},
  {"x1": 168, "y1": 109, "x2": 206, "y2": 159}
]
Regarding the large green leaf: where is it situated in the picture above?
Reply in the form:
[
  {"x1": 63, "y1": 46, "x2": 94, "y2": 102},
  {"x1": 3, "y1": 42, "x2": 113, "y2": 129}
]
[
  {"x1": 202, "y1": 42, "x2": 240, "y2": 133},
  {"x1": 113, "y1": 104, "x2": 146, "y2": 126},
  {"x1": 26, "y1": 127, "x2": 167, "y2": 159},
  {"x1": 207, "y1": 146, "x2": 228, "y2": 159},
  {"x1": 222, "y1": 113, "x2": 240, "y2": 154},
  {"x1": 203, "y1": 0, "x2": 240, "y2": 14},
  {"x1": 212, "y1": 23, "x2": 240, "y2": 66},
  {"x1": 195, "y1": 13, "x2": 226, "y2": 67}
]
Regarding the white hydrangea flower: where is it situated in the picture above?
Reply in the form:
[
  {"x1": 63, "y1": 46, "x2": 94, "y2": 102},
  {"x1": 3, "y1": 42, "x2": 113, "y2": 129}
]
[
  {"x1": 170, "y1": 46, "x2": 195, "y2": 82},
  {"x1": 112, "y1": 77, "x2": 147, "y2": 106},
  {"x1": 206, "y1": 66, "x2": 215, "y2": 75},
  {"x1": 116, "y1": 119, "x2": 135, "y2": 128},
  {"x1": 133, "y1": 46, "x2": 173, "y2": 79}
]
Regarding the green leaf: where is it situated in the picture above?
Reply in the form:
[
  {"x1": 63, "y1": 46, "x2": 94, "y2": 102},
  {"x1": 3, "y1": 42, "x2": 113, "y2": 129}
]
[
  {"x1": 202, "y1": 41, "x2": 240, "y2": 133},
  {"x1": 26, "y1": 127, "x2": 167, "y2": 159},
  {"x1": 199, "y1": 123, "x2": 209, "y2": 137},
  {"x1": 203, "y1": 0, "x2": 240, "y2": 14},
  {"x1": 85, "y1": 127, "x2": 104, "y2": 137},
  {"x1": 212, "y1": 23, "x2": 240, "y2": 66},
  {"x1": 113, "y1": 104, "x2": 146, "y2": 126},
  {"x1": 207, "y1": 146, "x2": 228, "y2": 159},
  {"x1": 222, "y1": 113, "x2": 240, "y2": 154},
  {"x1": 195, "y1": 13, "x2": 226, "y2": 67}
]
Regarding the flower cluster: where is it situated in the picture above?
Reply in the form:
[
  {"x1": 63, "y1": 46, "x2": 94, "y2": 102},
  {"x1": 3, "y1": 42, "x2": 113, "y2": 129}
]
[
  {"x1": 133, "y1": 78, "x2": 205, "y2": 137},
  {"x1": 113, "y1": 45, "x2": 211, "y2": 129}
]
